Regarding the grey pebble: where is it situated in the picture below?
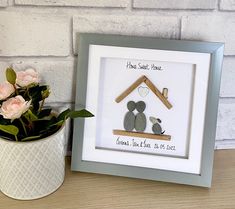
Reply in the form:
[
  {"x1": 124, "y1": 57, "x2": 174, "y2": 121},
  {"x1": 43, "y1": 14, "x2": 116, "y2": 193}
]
[
  {"x1": 136, "y1": 101, "x2": 146, "y2": 113},
  {"x1": 124, "y1": 112, "x2": 135, "y2": 131},
  {"x1": 149, "y1": 116, "x2": 158, "y2": 124},
  {"x1": 157, "y1": 118, "x2": 162, "y2": 123},
  {"x1": 152, "y1": 123, "x2": 162, "y2": 134},
  {"x1": 127, "y1": 101, "x2": 136, "y2": 112},
  {"x1": 135, "y1": 113, "x2": 146, "y2": 132}
]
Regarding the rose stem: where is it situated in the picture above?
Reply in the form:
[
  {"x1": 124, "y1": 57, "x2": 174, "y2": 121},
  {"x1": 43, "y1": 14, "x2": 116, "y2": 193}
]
[
  {"x1": 38, "y1": 98, "x2": 45, "y2": 113},
  {"x1": 19, "y1": 118, "x2": 27, "y2": 136},
  {"x1": 13, "y1": 84, "x2": 19, "y2": 95},
  {"x1": 24, "y1": 87, "x2": 29, "y2": 97}
]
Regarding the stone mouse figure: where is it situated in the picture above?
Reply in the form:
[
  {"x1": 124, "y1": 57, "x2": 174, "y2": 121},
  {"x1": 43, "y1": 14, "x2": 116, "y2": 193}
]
[{"x1": 149, "y1": 116, "x2": 165, "y2": 135}]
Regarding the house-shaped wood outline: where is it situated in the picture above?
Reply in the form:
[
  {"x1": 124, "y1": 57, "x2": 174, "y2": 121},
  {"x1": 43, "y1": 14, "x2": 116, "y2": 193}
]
[
  {"x1": 113, "y1": 75, "x2": 172, "y2": 141},
  {"x1": 115, "y1": 75, "x2": 172, "y2": 109}
]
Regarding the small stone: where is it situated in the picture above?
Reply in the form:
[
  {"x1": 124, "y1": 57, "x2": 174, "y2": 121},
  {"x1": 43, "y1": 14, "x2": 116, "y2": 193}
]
[
  {"x1": 152, "y1": 123, "x2": 162, "y2": 134},
  {"x1": 138, "y1": 86, "x2": 149, "y2": 97},
  {"x1": 135, "y1": 113, "x2": 146, "y2": 132},
  {"x1": 149, "y1": 116, "x2": 158, "y2": 124},
  {"x1": 124, "y1": 112, "x2": 135, "y2": 131},
  {"x1": 157, "y1": 118, "x2": 161, "y2": 123},
  {"x1": 136, "y1": 101, "x2": 146, "y2": 113},
  {"x1": 127, "y1": 101, "x2": 136, "y2": 112}
]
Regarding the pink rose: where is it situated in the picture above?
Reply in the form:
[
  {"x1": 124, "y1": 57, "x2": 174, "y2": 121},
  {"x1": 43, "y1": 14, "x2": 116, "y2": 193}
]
[
  {"x1": 16, "y1": 68, "x2": 40, "y2": 87},
  {"x1": 0, "y1": 95, "x2": 31, "y2": 120},
  {"x1": 0, "y1": 82, "x2": 15, "y2": 100}
]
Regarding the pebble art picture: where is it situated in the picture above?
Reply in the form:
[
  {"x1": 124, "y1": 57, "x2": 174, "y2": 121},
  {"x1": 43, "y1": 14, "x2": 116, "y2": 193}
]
[{"x1": 113, "y1": 75, "x2": 172, "y2": 141}]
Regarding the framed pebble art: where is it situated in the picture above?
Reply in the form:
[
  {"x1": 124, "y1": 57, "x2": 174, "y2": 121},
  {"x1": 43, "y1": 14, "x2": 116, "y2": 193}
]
[{"x1": 71, "y1": 33, "x2": 224, "y2": 187}]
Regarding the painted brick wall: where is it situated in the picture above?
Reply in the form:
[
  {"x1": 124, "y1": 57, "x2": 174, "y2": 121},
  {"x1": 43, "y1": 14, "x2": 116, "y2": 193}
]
[{"x1": 0, "y1": 0, "x2": 234, "y2": 151}]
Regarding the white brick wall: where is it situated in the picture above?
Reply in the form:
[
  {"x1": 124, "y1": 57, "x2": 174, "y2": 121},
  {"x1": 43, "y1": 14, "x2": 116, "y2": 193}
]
[
  {"x1": 0, "y1": 12, "x2": 70, "y2": 56},
  {"x1": 73, "y1": 15, "x2": 179, "y2": 54},
  {"x1": 0, "y1": 59, "x2": 75, "y2": 102},
  {"x1": 15, "y1": 0, "x2": 129, "y2": 7},
  {"x1": 220, "y1": 58, "x2": 235, "y2": 97},
  {"x1": 133, "y1": 0, "x2": 217, "y2": 10},
  {"x1": 220, "y1": 0, "x2": 235, "y2": 10},
  {"x1": 216, "y1": 102, "x2": 235, "y2": 140},
  {"x1": 0, "y1": 1, "x2": 234, "y2": 151},
  {"x1": 181, "y1": 15, "x2": 235, "y2": 55},
  {"x1": 0, "y1": 0, "x2": 7, "y2": 7}
]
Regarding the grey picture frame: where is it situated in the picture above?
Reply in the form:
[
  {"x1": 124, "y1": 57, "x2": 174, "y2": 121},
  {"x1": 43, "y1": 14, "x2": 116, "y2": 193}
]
[{"x1": 71, "y1": 33, "x2": 224, "y2": 187}]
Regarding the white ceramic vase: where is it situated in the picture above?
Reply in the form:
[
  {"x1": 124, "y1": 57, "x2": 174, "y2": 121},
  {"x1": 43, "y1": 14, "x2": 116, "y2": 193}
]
[{"x1": 0, "y1": 125, "x2": 66, "y2": 200}]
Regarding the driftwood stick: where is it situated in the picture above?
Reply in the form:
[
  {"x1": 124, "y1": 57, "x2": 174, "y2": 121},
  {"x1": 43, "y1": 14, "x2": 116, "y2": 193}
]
[
  {"x1": 113, "y1": 129, "x2": 171, "y2": 141},
  {"x1": 144, "y1": 78, "x2": 172, "y2": 109},
  {"x1": 115, "y1": 75, "x2": 147, "y2": 103}
]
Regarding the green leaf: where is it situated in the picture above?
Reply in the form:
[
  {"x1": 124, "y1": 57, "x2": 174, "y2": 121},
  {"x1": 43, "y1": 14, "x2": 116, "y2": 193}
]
[
  {"x1": 28, "y1": 109, "x2": 38, "y2": 121},
  {"x1": 6, "y1": 67, "x2": 16, "y2": 85},
  {"x1": 0, "y1": 124, "x2": 19, "y2": 137},
  {"x1": 28, "y1": 85, "x2": 47, "y2": 101},
  {"x1": 0, "y1": 115, "x2": 10, "y2": 125},
  {"x1": 39, "y1": 125, "x2": 61, "y2": 139},
  {"x1": 24, "y1": 109, "x2": 38, "y2": 122},
  {"x1": 22, "y1": 135, "x2": 41, "y2": 141},
  {"x1": 57, "y1": 109, "x2": 94, "y2": 122},
  {"x1": 57, "y1": 109, "x2": 71, "y2": 122},
  {"x1": 41, "y1": 87, "x2": 50, "y2": 99},
  {"x1": 50, "y1": 120, "x2": 64, "y2": 127},
  {"x1": 21, "y1": 108, "x2": 94, "y2": 140},
  {"x1": 68, "y1": 109, "x2": 94, "y2": 118},
  {"x1": 33, "y1": 117, "x2": 57, "y2": 134}
]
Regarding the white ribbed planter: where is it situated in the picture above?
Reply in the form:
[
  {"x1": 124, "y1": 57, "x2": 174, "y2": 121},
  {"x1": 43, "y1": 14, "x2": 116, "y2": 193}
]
[{"x1": 0, "y1": 125, "x2": 66, "y2": 200}]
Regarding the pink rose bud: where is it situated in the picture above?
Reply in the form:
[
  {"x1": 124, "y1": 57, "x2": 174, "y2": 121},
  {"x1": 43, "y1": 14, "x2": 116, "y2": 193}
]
[
  {"x1": 0, "y1": 95, "x2": 31, "y2": 120},
  {"x1": 0, "y1": 82, "x2": 15, "y2": 100},
  {"x1": 16, "y1": 68, "x2": 40, "y2": 87}
]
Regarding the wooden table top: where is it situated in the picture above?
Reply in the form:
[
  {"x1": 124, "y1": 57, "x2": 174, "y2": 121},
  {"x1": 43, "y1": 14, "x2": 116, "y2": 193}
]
[{"x1": 0, "y1": 150, "x2": 234, "y2": 209}]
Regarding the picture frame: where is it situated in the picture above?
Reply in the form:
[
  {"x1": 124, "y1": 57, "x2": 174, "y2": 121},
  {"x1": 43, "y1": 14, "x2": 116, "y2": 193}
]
[{"x1": 71, "y1": 33, "x2": 224, "y2": 187}]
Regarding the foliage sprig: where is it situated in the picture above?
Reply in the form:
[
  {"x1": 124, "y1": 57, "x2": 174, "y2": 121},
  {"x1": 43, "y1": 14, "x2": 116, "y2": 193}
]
[{"x1": 0, "y1": 67, "x2": 93, "y2": 141}]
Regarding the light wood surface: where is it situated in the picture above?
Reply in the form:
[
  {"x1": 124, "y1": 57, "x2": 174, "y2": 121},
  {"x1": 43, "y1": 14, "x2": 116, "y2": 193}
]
[
  {"x1": 0, "y1": 150, "x2": 235, "y2": 209},
  {"x1": 113, "y1": 129, "x2": 171, "y2": 140}
]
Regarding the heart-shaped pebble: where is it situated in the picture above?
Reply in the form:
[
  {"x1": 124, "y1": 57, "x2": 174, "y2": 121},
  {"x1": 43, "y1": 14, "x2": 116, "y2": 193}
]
[{"x1": 138, "y1": 86, "x2": 149, "y2": 97}]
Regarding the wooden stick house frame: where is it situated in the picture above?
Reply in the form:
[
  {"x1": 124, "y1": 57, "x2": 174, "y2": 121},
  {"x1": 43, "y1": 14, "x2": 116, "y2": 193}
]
[{"x1": 113, "y1": 75, "x2": 173, "y2": 141}]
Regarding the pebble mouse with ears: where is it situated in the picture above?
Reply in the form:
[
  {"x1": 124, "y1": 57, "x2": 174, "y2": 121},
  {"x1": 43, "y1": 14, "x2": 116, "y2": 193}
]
[{"x1": 149, "y1": 116, "x2": 165, "y2": 135}]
